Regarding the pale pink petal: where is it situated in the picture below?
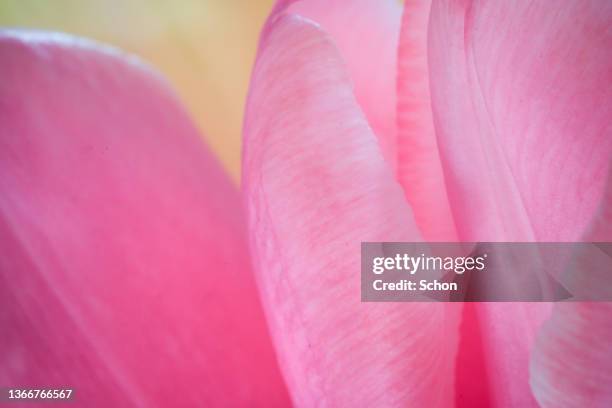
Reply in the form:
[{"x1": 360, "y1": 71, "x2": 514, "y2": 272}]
[
  {"x1": 427, "y1": 0, "x2": 612, "y2": 405},
  {"x1": 396, "y1": 0, "x2": 457, "y2": 241},
  {"x1": 243, "y1": 13, "x2": 458, "y2": 407},
  {"x1": 585, "y1": 168, "x2": 612, "y2": 243},
  {"x1": 428, "y1": 0, "x2": 611, "y2": 242},
  {"x1": 530, "y1": 169, "x2": 612, "y2": 407},
  {"x1": 286, "y1": 0, "x2": 402, "y2": 168},
  {"x1": 531, "y1": 302, "x2": 612, "y2": 408},
  {"x1": 468, "y1": 303, "x2": 551, "y2": 407},
  {"x1": 0, "y1": 30, "x2": 290, "y2": 407}
]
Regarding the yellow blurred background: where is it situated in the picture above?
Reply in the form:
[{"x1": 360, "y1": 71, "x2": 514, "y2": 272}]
[{"x1": 0, "y1": 0, "x2": 275, "y2": 182}]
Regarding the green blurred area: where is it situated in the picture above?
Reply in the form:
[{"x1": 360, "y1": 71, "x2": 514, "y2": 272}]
[{"x1": 0, "y1": 0, "x2": 275, "y2": 181}]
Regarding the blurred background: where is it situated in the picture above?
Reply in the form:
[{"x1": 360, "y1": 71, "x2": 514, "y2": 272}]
[{"x1": 0, "y1": 0, "x2": 275, "y2": 182}]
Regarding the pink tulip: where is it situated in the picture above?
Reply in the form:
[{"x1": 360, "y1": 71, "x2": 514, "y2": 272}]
[{"x1": 1, "y1": 0, "x2": 610, "y2": 407}]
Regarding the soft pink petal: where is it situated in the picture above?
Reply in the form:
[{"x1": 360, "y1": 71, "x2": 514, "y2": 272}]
[
  {"x1": 427, "y1": 0, "x2": 612, "y2": 405},
  {"x1": 531, "y1": 302, "x2": 612, "y2": 408},
  {"x1": 243, "y1": 13, "x2": 458, "y2": 407},
  {"x1": 530, "y1": 169, "x2": 612, "y2": 407},
  {"x1": 286, "y1": 0, "x2": 402, "y2": 169},
  {"x1": 396, "y1": 0, "x2": 457, "y2": 241},
  {"x1": 585, "y1": 168, "x2": 612, "y2": 243},
  {"x1": 0, "y1": 30, "x2": 289, "y2": 407},
  {"x1": 468, "y1": 303, "x2": 551, "y2": 407},
  {"x1": 428, "y1": 0, "x2": 611, "y2": 242}
]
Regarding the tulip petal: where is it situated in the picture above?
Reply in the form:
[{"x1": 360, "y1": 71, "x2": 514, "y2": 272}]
[
  {"x1": 429, "y1": 0, "x2": 611, "y2": 406},
  {"x1": 0, "y1": 30, "x2": 289, "y2": 407},
  {"x1": 428, "y1": 0, "x2": 612, "y2": 242},
  {"x1": 396, "y1": 0, "x2": 457, "y2": 241},
  {"x1": 531, "y1": 302, "x2": 612, "y2": 408},
  {"x1": 530, "y1": 169, "x2": 612, "y2": 408},
  {"x1": 243, "y1": 13, "x2": 459, "y2": 407},
  {"x1": 286, "y1": 0, "x2": 402, "y2": 168}
]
